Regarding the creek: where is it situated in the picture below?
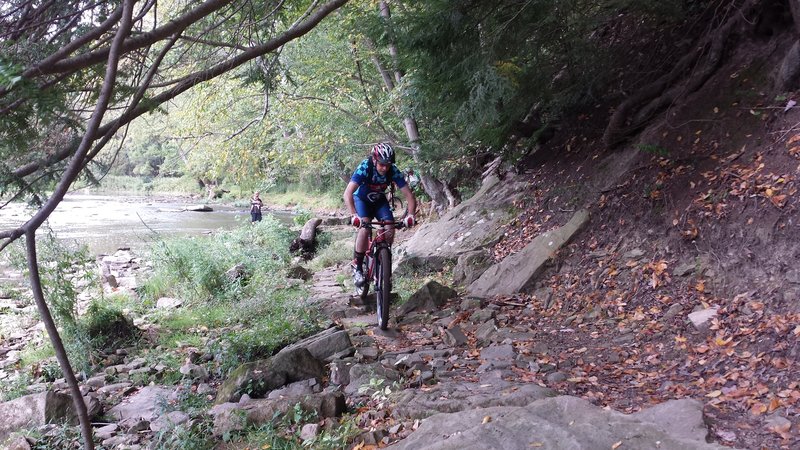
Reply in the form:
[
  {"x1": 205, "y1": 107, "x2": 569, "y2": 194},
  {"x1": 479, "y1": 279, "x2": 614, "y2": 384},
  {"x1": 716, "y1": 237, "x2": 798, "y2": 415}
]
[{"x1": 0, "y1": 194, "x2": 294, "y2": 279}]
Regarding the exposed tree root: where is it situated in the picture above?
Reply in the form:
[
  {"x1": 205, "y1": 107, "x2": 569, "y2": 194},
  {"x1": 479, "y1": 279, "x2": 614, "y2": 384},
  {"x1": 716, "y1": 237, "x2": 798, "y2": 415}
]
[{"x1": 603, "y1": 0, "x2": 762, "y2": 148}]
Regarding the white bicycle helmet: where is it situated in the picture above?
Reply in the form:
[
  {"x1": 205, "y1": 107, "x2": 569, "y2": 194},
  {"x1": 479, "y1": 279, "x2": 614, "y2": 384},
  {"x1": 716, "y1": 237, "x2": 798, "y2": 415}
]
[{"x1": 371, "y1": 143, "x2": 395, "y2": 164}]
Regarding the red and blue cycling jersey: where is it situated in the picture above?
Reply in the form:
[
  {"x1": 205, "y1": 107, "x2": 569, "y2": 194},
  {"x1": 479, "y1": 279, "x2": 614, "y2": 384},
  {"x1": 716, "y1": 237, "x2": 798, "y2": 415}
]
[{"x1": 350, "y1": 159, "x2": 407, "y2": 203}]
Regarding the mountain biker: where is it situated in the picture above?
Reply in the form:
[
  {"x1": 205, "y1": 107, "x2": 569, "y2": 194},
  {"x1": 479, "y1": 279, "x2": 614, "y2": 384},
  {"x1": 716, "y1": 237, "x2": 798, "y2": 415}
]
[{"x1": 343, "y1": 143, "x2": 416, "y2": 287}]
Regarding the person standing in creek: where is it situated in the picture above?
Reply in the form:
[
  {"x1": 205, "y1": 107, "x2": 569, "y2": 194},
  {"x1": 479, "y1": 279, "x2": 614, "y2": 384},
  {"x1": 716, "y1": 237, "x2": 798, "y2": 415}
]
[{"x1": 250, "y1": 191, "x2": 263, "y2": 223}]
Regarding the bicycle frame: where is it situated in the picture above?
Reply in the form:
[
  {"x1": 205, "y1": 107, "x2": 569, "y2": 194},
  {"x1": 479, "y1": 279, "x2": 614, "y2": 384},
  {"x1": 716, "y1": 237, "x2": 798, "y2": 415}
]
[
  {"x1": 361, "y1": 220, "x2": 401, "y2": 281},
  {"x1": 358, "y1": 220, "x2": 403, "y2": 329}
]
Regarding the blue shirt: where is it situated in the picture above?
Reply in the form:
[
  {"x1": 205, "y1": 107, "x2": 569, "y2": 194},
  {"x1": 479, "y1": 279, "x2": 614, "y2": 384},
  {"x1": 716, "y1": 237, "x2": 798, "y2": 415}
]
[{"x1": 351, "y1": 159, "x2": 407, "y2": 202}]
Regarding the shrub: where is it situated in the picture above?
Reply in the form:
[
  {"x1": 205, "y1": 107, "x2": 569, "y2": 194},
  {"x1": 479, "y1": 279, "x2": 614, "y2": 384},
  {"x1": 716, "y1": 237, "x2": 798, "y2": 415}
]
[
  {"x1": 293, "y1": 208, "x2": 313, "y2": 227},
  {"x1": 0, "y1": 372, "x2": 33, "y2": 402},
  {"x1": 81, "y1": 300, "x2": 139, "y2": 351},
  {"x1": 144, "y1": 214, "x2": 295, "y2": 303}
]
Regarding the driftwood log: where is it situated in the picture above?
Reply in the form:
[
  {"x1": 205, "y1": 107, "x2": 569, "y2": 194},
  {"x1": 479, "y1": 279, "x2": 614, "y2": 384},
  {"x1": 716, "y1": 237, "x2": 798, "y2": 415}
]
[{"x1": 290, "y1": 218, "x2": 322, "y2": 259}]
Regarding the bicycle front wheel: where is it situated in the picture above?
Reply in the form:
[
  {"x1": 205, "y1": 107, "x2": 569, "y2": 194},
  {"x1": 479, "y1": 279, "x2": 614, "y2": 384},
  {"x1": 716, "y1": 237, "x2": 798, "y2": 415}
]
[{"x1": 376, "y1": 247, "x2": 391, "y2": 330}]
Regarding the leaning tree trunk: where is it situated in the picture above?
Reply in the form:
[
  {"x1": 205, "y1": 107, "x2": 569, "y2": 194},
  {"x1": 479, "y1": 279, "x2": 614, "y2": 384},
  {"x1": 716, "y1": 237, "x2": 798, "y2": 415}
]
[
  {"x1": 26, "y1": 232, "x2": 94, "y2": 449},
  {"x1": 3, "y1": 4, "x2": 137, "y2": 448},
  {"x1": 378, "y1": 1, "x2": 458, "y2": 215}
]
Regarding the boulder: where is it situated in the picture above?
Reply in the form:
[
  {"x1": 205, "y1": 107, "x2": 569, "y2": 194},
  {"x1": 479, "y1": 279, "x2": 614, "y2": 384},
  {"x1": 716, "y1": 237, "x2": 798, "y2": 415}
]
[
  {"x1": 0, "y1": 392, "x2": 77, "y2": 441},
  {"x1": 468, "y1": 209, "x2": 589, "y2": 298},
  {"x1": 156, "y1": 297, "x2": 182, "y2": 309},
  {"x1": 185, "y1": 204, "x2": 212, "y2": 212},
  {"x1": 2, "y1": 435, "x2": 32, "y2": 450},
  {"x1": 278, "y1": 327, "x2": 353, "y2": 362},
  {"x1": 390, "y1": 381, "x2": 555, "y2": 420},
  {"x1": 287, "y1": 266, "x2": 313, "y2": 281},
  {"x1": 689, "y1": 307, "x2": 719, "y2": 329},
  {"x1": 396, "y1": 175, "x2": 529, "y2": 274},
  {"x1": 442, "y1": 325, "x2": 468, "y2": 347},
  {"x1": 389, "y1": 396, "x2": 724, "y2": 450},
  {"x1": 225, "y1": 264, "x2": 247, "y2": 282},
  {"x1": 149, "y1": 411, "x2": 190, "y2": 432},
  {"x1": 775, "y1": 39, "x2": 800, "y2": 91},
  {"x1": 211, "y1": 391, "x2": 346, "y2": 437},
  {"x1": 452, "y1": 249, "x2": 493, "y2": 286},
  {"x1": 106, "y1": 386, "x2": 173, "y2": 422},
  {"x1": 397, "y1": 281, "x2": 458, "y2": 316},
  {"x1": 345, "y1": 363, "x2": 402, "y2": 396},
  {"x1": 215, "y1": 347, "x2": 324, "y2": 404}
]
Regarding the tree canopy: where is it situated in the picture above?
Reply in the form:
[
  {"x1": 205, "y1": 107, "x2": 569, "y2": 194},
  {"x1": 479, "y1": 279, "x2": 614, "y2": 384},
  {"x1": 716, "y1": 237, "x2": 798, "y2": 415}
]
[{"x1": 82, "y1": 0, "x2": 701, "y2": 204}]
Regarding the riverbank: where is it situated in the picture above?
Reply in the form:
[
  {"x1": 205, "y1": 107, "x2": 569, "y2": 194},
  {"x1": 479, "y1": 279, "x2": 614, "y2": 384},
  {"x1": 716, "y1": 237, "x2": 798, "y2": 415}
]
[{"x1": 72, "y1": 175, "x2": 345, "y2": 216}]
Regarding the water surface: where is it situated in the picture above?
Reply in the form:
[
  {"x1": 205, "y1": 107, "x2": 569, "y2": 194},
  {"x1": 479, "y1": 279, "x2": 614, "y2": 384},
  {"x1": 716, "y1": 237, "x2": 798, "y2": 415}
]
[{"x1": 0, "y1": 194, "x2": 292, "y2": 255}]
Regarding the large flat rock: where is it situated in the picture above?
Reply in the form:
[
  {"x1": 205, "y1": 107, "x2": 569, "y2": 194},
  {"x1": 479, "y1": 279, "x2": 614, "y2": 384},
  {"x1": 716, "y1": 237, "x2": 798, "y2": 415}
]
[
  {"x1": 467, "y1": 209, "x2": 589, "y2": 298},
  {"x1": 390, "y1": 396, "x2": 725, "y2": 450},
  {"x1": 391, "y1": 381, "x2": 556, "y2": 419},
  {"x1": 397, "y1": 175, "x2": 529, "y2": 272},
  {"x1": 106, "y1": 386, "x2": 173, "y2": 422}
]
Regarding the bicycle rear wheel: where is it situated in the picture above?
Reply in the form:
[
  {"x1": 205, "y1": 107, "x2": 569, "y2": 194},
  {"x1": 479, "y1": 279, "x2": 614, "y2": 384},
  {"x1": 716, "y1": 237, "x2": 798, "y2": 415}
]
[{"x1": 376, "y1": 247, "x2": 391, "y2": 330}]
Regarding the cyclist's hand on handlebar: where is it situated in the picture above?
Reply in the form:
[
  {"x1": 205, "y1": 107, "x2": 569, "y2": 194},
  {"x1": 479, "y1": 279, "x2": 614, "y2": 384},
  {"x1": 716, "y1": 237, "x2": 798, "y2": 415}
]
[
  {"x1": 402, "y1": 215, "x2": 416, "y2": 228},
  {"x1": 351, "y1": 216, "x2": 362, "y2": 228}
]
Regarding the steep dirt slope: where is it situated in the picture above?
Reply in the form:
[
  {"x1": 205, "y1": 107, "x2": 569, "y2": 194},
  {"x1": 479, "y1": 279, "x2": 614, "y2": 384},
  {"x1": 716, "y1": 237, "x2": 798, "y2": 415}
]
[{"x1": 482, "y1": 31, "x2": 800, "y2": 449}]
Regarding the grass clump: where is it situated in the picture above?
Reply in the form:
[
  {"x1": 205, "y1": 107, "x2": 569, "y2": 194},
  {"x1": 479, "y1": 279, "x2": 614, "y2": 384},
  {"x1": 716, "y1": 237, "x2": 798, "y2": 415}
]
[
  {"x1": 142, "y1": 214, "x2": 294, "y2": 304},
  {"x1": 80, "y1": 300, "x2": 140, "y2": 352},
  {"x1": 263, "y1": 182, "x2": 342, "y2": 211},
  {"x1": 0, "y1": 372, "x2": 34, "y2": 402},
  {"x1": 141, "y1": 216, "x2": 322, "y2": 376},
  {"x1": 227, "y1": 404, "x2": 361, "y2": 449},
  {"x1": 308, "y1": 237, "x2": 352, "y2": 271}
]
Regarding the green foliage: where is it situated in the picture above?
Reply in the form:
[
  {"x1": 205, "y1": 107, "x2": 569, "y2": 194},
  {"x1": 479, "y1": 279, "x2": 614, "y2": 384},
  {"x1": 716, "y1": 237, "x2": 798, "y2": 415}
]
[
  {"x1": 229, "y1": 401, "x2": 359, "y2": 449},
  {"x1": 142, "y1": 216, "x2": 321, "y2": 374},
  {"x1": 27, "y1": 422, "x2": 84, "y2": 450},
  {"x1": 18, "y1": 341, "x2": 55, "y2": 368},
  {"x1": 150, "y1": 418, "x2": 216, "y2": 450},
  {"x1": 308, "y1": 237, "x2": 352, "y2": 272},
  {"x1": 143, "y1": 215, "x2": 295, "y2": 303},
  {"x1": 78, "y1": 175, "x2": 202, "y2": 195},
  {"x1": 293, "y1": 208, "x2": 313, "y2": 226},
  {"x1": 263, "y1": 184, "x2": 343, "y2": 211},
  {"x1": 0, "y1": 372, "x2": 33, "y2": 402},
  {"x1": 80, "y1": 300, "x2": 140, "y2": 351},
  {"x1": 8, "y1": 232, "x2": 100, "y2": 374},
  {"x1": 213, "y1": 291, "x2": 318, "y2": 373}
]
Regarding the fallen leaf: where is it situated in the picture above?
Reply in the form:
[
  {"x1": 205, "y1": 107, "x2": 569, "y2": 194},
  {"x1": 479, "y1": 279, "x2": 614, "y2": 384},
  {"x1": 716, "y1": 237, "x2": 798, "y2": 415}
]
[
  {"x1": 750, "y1": 402, "x2": 767, "y2": 416},
  {"x1": 770, "y1": 194, "x2": 787, "y2": 207}
]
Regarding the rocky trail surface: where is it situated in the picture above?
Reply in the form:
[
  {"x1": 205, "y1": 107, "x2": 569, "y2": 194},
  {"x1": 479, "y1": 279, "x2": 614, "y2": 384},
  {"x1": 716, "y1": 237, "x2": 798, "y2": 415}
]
[{"x1": 299, "y1": 262, "x2": 726, "y2": 449}]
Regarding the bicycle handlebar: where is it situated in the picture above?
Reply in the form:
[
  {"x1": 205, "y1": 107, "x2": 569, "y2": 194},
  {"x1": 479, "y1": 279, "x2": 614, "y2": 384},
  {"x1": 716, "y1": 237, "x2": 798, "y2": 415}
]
[{"x1": 360, "y1": 220, "x2": 405, "y2": 229}]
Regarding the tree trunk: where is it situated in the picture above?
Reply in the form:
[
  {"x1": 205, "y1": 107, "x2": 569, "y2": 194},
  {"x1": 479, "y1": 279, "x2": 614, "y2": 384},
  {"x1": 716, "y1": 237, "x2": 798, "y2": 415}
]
[
  {"x1": 26, "y1": 232, "x2": 94, "y2": 449},
  {"x1": 378, "y1": 1, "x2": 456, "y2": 214},
  {"x1": 299, "y1": 217, "x2": 322, "y2": 243}
]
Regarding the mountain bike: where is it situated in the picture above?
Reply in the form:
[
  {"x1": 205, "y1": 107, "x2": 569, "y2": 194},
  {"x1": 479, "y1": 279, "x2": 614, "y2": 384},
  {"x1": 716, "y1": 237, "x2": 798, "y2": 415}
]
[{"x1": 354, "y1": 220, "x2": 405, "y2": 330}]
